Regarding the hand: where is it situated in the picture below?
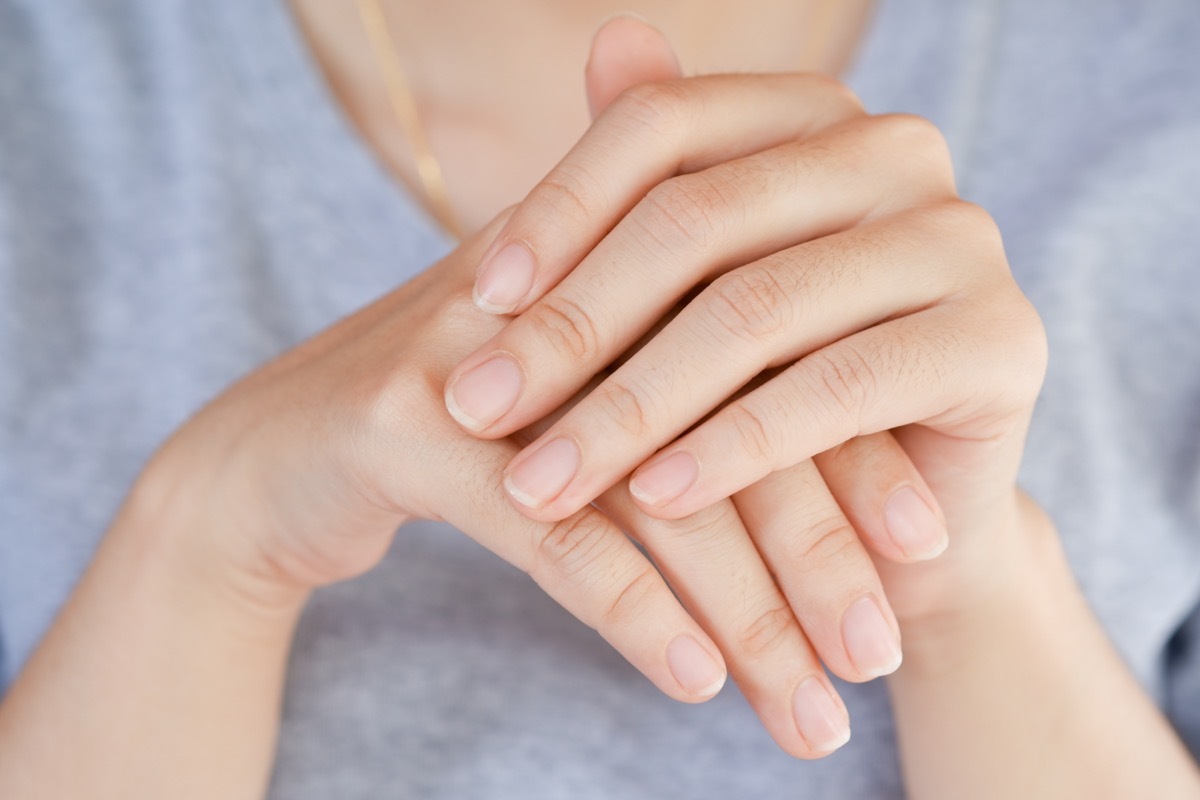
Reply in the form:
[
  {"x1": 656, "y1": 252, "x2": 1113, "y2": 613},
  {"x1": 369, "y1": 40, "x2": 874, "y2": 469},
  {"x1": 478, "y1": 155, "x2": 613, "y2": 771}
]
[
  {"x1": 444, "y1": 20, "x2": 1047, "y2": 627},
  {"x1": 125, "y1": 19, "x2": 961, "y2": 760},
  {"x1": 137, "y1": 213, "x2": 750, "y2": 695},
  {"x1": 422, "y1": 17, "x2": 966, "y2": 753},
  {"x1": 134, "y1": 204, "x2": 922, "y2": 756}
]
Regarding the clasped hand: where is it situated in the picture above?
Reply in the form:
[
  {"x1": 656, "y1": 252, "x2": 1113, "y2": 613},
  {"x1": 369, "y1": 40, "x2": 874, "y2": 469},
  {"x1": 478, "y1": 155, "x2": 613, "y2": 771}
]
[
  {"x1": 147, "y1": 19, "x2": 1045, "y2": 762},
  {"x1": 443, "y1": 19, "x2": 1046, "y2": 752}
]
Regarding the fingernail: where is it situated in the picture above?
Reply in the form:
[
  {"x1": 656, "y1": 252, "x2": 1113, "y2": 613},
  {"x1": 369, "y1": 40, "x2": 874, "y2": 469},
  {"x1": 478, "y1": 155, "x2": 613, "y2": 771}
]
[
  {"x1": 792, "y1": 677, "x2": 851, "y2": 753},
  {"x1": 884, "y1": 486, "x2": 948, "y2": 560},
  {"x1": 445, "y1": 356, "x2": 524, "y2": 431},
  {"x1": 666, "y1": 635, "x2": 726, "y2": 697},
  {"x1": 594, "y1": 10, "x2": 654, "y2": 34},
  {"x1": 504, "y1": 437, "x2": 580, "y2": 509},
  {"x1": 842, "y1": 596, "x2": 902, "y2": 679},
  {"x1": 474, "y1": 241, "x2": 536, "y2": 314},
  {"x1": 629, "y1": 451, "x2": 699, "y2": 507}
]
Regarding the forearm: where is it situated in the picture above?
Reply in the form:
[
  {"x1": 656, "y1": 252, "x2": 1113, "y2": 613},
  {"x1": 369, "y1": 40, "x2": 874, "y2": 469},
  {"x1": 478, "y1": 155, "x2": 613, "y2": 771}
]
[
  {"x1": 888, "y1": 494, "x2": 1200, "y2": 800},
  {"x1": 0, "y1": 475, "x2": 307, "y2": 800}
]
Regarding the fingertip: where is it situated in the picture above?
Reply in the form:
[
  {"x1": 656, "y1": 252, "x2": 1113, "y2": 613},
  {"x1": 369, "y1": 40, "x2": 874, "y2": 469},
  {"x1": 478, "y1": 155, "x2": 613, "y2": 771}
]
[
  {"x1": 502, "y1": 436, "x2": 582, "y2": 518},
  {"x1": 585, "y1": 14, "x2": 682, "y2": 119},
  {"x1": 473, "y1": 239, "x2": 537, "y2": 315},
  {"x1": 665, "y1": 633, "x2": 727, "y2": 701},
  {"x1": 791, "y1": 677, "x2": 852, "y2": 757},
  {"x1": 883, "y1": 485, "x2": 949, "y2": 562},
  {"x1": 841, "y1": 595, "x2": 903, "y2": 682},
  {"x1": 443, "y1": 353, "x2": 525, "y2": 436},
  {"x1": 443, "y1": 382, "x2": 488, "y2": 433},
  {"x1": 628, "y1": 450, "x2": 699, "y2": 509}
]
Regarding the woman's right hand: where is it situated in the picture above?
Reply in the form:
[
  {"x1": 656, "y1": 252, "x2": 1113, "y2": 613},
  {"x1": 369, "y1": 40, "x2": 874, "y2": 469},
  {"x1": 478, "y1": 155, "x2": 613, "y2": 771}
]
[{"x1": 132, "y1": 215, "x2": 714, "y2": 693}]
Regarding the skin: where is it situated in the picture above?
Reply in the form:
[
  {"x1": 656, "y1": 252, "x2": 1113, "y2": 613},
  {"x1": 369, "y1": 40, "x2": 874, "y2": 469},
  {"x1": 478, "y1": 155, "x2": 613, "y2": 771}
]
[
  {"x1": 291, "y1": 0, "x2": 875, "y2": 231},
  {"x1": 0, "y1": 21, "x2": 905, "y2": 797},
  {"x1": 0, "y1": 6, "x2": 1198, "y2": 800}
]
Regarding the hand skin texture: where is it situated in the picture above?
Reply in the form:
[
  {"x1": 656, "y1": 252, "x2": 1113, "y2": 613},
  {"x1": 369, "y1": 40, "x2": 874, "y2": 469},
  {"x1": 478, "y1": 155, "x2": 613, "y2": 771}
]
[{"x1": 1, "y1": 16, "x2": 1198, "y2": 800}]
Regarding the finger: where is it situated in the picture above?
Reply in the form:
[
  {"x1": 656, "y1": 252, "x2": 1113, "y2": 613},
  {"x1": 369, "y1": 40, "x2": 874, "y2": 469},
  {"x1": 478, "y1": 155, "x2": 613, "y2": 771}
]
[
  {"x1": 495, "y1": 205, "x2": 970, "y2": 521},
  {"x1": 446, "y1": 114, "x2": 951, "y2": 444},
  {"x1": 420, "y1": 433, "x2": 727, "y2": 704},
  {"x1": 813, "y1": 432, "x2": 949, "y2": 564},
  {"x1": 630, "y1": 285, "x2": 1040, "y2": 520},
  {"x1": 512, "y1": 383, "x2": 856, "y2": 754},
  {"x1": 584, "y1": 15, "x2": 682, "y2": 119},
  {"x1": 734, "y1": 459, "x2": 902, "y2": 682},
  {"x1": 468, "y1": 72, "x2": 866, "y2": 315},
  {"x1": 596, "y1": 485, "x2": 852, "y2": 757}
]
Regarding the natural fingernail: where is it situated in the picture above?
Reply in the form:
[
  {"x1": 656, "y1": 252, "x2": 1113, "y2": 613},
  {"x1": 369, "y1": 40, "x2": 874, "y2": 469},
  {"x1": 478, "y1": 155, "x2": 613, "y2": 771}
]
[
  {"x1": 474, "y1": 241, "x2": 536, "y2": 314},
  {"x1": 445, "y1": 356, "x2": 524, "y2": 431},
  {"x1": 884, "y1": 486, "x2": 948, "y2": 560},
  {"x1": 630, "y1": 451, "x2": 699, "y2": 507},
  {"x1": 666, "y1": 635, "x2": 726, "y2": 698},
  {"x1": 842, "y1": 596, "x2": 902, "y2": 679},
  {"x1": 792, "y1": 677, "x2": 851, "y2": 753},
  {"x1": 504, "y1": 437, "x2": 580, "y2": 509}
]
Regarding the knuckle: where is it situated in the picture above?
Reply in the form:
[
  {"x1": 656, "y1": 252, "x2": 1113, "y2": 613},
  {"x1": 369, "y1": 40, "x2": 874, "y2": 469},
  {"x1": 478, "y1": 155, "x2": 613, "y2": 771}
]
[
  {"x1": 915, "y1": 200, "x2": 1010, "y2": 292},
  {"x1": 445, "y1": 287, "x2": 481, "y2": 320},
  {"x1": 357, "y1": 365, "x2": 424, "y2": 441},
  {"x1": 640, "y1": 501, "x2": 742, "y2": 549},
  {"x1": 1018, "y1": 300, "x2": 1049, "y2": 373},
  {"x1": 737, "y1": 602, "x2": 797, "y2": 661},
  {"x1": 534, "y1": 512, "x2": 616, "y2": 582},
  {"x1": 996, "y1": 294, "x2": 1049, "y2": 396},
  {"x1": 874, "y1": 112, "x2": 955, "y2": 187},
  {"x1": 802, "y1": 72, "x2": 866, "y2": 115},
  {"x1": 876, "y1": 112, "x2": 949, "y2": 155},
  {"x1": 703, "y1": 267, "x2": 795, "y2": 341},
  {"x1": 609, "y1": 80, "x2": 693, "y2": 138},
  {"x1": 599, "y1": 566, "x2": 662, "y2": 632},
  {"x1": 725, "y1": 402, "x2": 777, "y2": 465},
  {"x1": 942, "y1": 199, "x2": 1005, "y2": 256},
  {"x1": 808, "y1": 345, "x2": 876, "y2": 429},
  {"x1": 591, "y1": 377, "x2": 658, "y2": 440},
  {"x1": 535, "y1": 165, "x2": 603, "y2": 225},
  {"x1": 639, "y1": 176, "x2": 728, "y2": 252},
  {"x1": 526, "y1": 292, "x2": 606, "y2": 363},
  {"x1": 791, "y1": 515, "x2": 862, "y2": 573}
]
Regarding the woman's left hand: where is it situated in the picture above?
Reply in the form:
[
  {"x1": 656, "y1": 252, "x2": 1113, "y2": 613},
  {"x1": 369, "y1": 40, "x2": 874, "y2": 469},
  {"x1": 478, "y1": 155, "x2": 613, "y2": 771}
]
[{"x1": 444, "y1": 21, "x2": 1047, "y2": 631}]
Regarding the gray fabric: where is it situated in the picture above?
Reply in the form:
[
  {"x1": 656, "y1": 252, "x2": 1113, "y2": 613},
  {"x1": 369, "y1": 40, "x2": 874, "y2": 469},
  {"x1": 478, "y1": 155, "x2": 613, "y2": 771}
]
[{"x1": 0, "y1": 1, "x2": 1197, "y2": 797}]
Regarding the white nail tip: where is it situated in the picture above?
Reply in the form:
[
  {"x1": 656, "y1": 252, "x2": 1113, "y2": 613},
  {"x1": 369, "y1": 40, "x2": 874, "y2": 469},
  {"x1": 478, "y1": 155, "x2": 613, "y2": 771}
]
[
  {"x1": 472, "y1": 286, "x2": 515, "y2": 315},
  {"x1": 503, "y1": 473, "x2": 545, "y2": 510},
  {"x1": 443, "y1": 386, "x2": 486, "y2": 432}
]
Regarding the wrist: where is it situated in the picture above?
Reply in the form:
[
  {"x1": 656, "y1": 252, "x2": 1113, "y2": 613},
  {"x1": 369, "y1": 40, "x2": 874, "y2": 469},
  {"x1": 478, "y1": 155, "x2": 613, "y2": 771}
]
[
  {"x1": 121, "y1": 455, "x2": 311, "y2": 633},
  {"x1": 0, "y1": 453, "x2": 306, "y2": 799}
]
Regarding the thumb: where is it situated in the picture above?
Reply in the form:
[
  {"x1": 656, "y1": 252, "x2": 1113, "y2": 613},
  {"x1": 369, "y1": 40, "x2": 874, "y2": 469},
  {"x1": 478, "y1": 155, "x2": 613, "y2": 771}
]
[{"x1": 584, "y1": 15, "x2": 683, "y2": 120}]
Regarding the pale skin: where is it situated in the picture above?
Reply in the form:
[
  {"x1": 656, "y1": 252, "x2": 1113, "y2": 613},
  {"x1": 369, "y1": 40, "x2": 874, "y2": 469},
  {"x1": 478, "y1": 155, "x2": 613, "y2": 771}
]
[{"x1": 0, "y1": 4, "x2": 1197, "y2": 800}]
